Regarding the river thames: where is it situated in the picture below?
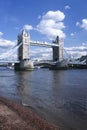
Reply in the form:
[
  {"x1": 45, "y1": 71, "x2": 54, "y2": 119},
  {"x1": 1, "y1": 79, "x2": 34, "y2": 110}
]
[{"x1": 0, "y1": 67, "x2": 87, "y2": 130}]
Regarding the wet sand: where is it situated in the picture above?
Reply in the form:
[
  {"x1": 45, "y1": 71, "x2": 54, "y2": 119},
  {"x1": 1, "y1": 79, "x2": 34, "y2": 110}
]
[{"x1": 0, "y1": 96, "x2": 60, "y2": 130}]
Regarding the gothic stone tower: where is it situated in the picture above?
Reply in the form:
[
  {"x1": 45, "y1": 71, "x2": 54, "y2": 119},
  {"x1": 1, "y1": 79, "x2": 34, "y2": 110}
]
[
  {"x1": 18, "y1": 29, "x2": 30, "y2": 61},
  {"x1": 14, "y1": 30, "x2": 34, "y2": 71},
  {"x1": 52, "y1": 36, "x2": 63, "y2": 62}
]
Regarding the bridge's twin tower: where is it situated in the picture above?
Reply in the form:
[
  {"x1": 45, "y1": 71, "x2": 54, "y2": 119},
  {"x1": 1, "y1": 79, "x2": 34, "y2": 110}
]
[
  {"x1": 52, "y1": 36, "x2": 63, "y2": 62},
  {"x1": 14, "y1": 30, "x2": 34, "y2": 70},
  {"x1": 18, "y1": 30, "x2": 30, "y2": 61}
]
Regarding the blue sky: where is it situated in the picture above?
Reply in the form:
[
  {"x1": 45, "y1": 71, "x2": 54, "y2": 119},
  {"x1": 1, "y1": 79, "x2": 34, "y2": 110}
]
[{"x1": 0, "y1": 0, "x2": 87, "y2": 60}]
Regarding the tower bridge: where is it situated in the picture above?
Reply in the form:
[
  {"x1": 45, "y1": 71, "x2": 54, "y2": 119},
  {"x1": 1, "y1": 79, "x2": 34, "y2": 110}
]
[
  {"x1": 0, "y1": 29, "x2": 64, "y2": 70},
  {"x1": 18, "y1": 29, "x2": 63, "y2": 62},
  {"x1": 14, "y1": 29, "x2": 64, "y2": 70}
]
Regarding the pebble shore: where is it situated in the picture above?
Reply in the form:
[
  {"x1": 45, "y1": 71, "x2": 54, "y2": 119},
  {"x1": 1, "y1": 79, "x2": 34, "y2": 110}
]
[{"x1": 0, "y1": 96, "x2": 60, "y2": 130}]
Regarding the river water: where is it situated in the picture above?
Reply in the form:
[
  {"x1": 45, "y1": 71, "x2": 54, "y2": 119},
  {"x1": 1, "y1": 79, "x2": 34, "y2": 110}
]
[{"x1": 0, "y1": 67, "x2": 87, "y2": 130}]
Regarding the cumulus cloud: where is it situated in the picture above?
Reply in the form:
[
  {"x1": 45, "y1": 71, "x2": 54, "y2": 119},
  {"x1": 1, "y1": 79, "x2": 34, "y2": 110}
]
[
  {"x1": 0, "y1": 32, "x2": 3, "y2": 37},
  {"x1": 23, "y1": 24, "x2": 33, "y2": 31},
  {"x1": 65, "y1": 5, "x2": 71, "y2": 10},
  {"x1": 65, "y1": 44, "x2": 87, "y2": 58},
  {"x1": 76, "y1": 19, "x2": 87, "y2": 31},
  {"x1": 0, "y1": 34, "x2": 17, "y2": 60},
  {"x1": 81, "y1": 19, "x2": 87, "y2": 30},
  {"x1": 36, "y1": 10, "x2": 66, "y2": 40},
  {"x1": 43, "y1": 10, "x2": 65, "y2": 21},
  {"x1": 0, "y1": 38, "x2": 16, "y2": 48},
  {"x1": 30, "y1": 47, "x2": 52, "y2": 60},
  {"x1": 0, "y1": 29, "x2": 19, "y2": 61}
]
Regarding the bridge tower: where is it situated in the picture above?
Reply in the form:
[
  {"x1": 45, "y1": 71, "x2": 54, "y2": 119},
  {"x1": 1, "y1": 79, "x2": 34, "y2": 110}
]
[
  {"x1": 18, "y1": 29, "x2": 30, "y2": 61},
  {"x1": 14, "y1": 30, "x2": 34, "y2": 70},
  {"x1": 52, "y1": 36, "x2": 63, "y2": 62}
]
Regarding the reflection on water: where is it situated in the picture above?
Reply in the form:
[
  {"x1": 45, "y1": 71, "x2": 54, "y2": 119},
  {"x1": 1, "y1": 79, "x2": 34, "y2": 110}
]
[
  {"x1": 16, "y1": 71, "x2": 33, "y2": 106},
  {"x1": 0, "y1": 67, "x2": 87, "y2": 129}
]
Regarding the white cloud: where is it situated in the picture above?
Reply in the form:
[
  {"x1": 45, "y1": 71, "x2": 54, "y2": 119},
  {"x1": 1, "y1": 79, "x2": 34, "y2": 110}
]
[
  {"x1": 0, "y1": 36, "x2": 17, "y2": 60},
  {"x1": 36, "y1": 10, "x2": 66, "y2": 40},
  {"x1": 0, "y1": 32, "x2": 3, "y2": 37},
  {"x1": 70, "y1": 33, "x2": 74, "y2": 36},
  {"x1": 81, "y1": 19, "x2": 87, "y2": 30},
  {"x1": 43, "y1": 10, "x2": 65, "y2": 21},
  {"x1": 76, "y1": 19, "x2": 87, "y2": 31},
  {"x1": 0, "y1": 38, "x2": 16, "y2": 48},
  {"x1": 65, "y1": 5, "x2": 71, "y2": 10},
  {"x1": 70, "y1": 32, "x2": 76, "y2": 36},
  {"x1": 23, "y1": 24, "x2": 33, "y2": 31},
  {"x1": 65, "y1": 44, "x2": 87, "y2": 58},
  {"x1": 76, "y1": 22, "x2": 80, "y2": 26},
  {"x1": 30, "y1": 47, "x2": 52, "y2": 60}
]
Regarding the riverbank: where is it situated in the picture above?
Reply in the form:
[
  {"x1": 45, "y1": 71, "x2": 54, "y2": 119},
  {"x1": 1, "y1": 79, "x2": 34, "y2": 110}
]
[{"x1": 0, "y1": 96, "x2": 60, "y2": 130}]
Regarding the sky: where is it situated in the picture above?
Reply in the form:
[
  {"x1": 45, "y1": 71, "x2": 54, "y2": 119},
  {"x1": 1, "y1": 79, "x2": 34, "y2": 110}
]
[{"x1": 0, "y1": 0, "x2": 87, "y2": 61}]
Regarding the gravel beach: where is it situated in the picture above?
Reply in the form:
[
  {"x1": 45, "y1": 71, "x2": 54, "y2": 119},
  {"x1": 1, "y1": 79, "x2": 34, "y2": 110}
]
[{"x1": 0, "y1": 96, "x2": 60, "y2": 130}]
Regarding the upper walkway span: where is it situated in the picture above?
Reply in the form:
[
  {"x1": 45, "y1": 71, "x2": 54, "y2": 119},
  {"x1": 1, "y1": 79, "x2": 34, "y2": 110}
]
[
  {"x1": 0, "y1": 61, "x2": 20, "y2": 64},
  {"x1": 30, "y1": 40, "x2": 59, "y2": 47}
]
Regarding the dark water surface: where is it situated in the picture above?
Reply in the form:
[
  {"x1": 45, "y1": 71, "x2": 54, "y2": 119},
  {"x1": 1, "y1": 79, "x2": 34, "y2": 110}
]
[{"x1": 0, "y1": 67, "x2": 87, "y2": 130}]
